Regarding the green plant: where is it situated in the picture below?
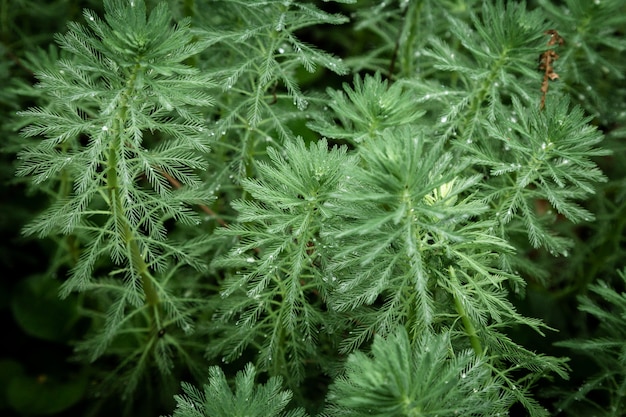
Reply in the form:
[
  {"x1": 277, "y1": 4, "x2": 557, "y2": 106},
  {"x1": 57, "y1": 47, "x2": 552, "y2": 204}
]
[
  {"x1": 4, "y1": 0, "x2": 626, "y2": 416},
  {"x1": 554, "y1": 269, "x2": 626, "y2": 417},
  {"x1": 16, "y1": 0, "x2": 216, "y2": 403},
  {"x1": 323, "y1": 327, "x2": 514, "y2": 417},
  {"x1": 170, "y1": 363, "x2": 307, "y2": 417}
]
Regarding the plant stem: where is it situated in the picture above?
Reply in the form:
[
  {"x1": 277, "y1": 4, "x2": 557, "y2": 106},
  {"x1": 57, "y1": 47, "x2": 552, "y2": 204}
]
[
  {"x1": 399, "y1": 0, "x2": 423, "y2": 77},
  {"x1": 449, "y1": 266, "x2": 483, "y2": 356},
  {"x1": 106, "y1": 63, "x2": 160, "y2": 309}
]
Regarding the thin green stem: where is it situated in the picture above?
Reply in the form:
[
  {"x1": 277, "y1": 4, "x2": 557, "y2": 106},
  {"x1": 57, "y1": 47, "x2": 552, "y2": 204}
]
[
  {"x1": 399, "y1": 0, "x2": 423, "y2": 77},
  {"x1": 106, "y1": 63, "x2": 160, "y2": 309},
  {"x1": 449, "y1": 266, "x2": 483, "y2": 356},
  {"x1": 459, "y1": 51, "x2": 508, "y2": 140}
]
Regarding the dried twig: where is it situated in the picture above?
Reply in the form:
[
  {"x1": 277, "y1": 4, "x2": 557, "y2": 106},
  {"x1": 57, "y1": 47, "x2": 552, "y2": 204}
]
[{"x1": 539, "y1": 29, "x2": 564, "y2": 110}]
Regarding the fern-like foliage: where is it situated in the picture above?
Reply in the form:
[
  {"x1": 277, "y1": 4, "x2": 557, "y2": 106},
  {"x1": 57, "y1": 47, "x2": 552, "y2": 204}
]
[
  {"x1": 323, "y1": 327, "x2": 514, "y2": 417},
  {"x1": 308, "y1": 72, "x2": 425, "y2": 143},
  {"x1": 210, "y1": 138, "x2": 354, "y2": 387},
  {"x1": 464, "y1": 95, "x2": 609, "y2": 257},
  {"x1": 537, "y1": 0, "x2": 626, "y2": 126},
  {"x1": 168, "y1": 363, "x2": 307, "y2": 417},
  {"x1": 416, "y1": 1, "x2": 548, "y2": 140},
  {"x1": 554, "y1": 269, "x2": 626, "y2": 416},
  {"x1": 194, "y1": 0, "x2": 350, "y2": 179},
  {"x1": 316, "y1": 124, "x2": 568, "y2": 415},
  {"x1": 342, "y1": 0, "x2": 611, "y2": 284},
  {"x1": 319, "y1": 126, "x2": 520, "y2": 350},
  {"x1": 16, "y1": 0, "x2": 215, "y2": 400}
]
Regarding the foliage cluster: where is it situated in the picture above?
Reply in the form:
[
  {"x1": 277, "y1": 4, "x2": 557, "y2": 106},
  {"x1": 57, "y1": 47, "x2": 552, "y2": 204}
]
[{"x1": 2, "y1": 0, "x2": 626, "y2": 416}]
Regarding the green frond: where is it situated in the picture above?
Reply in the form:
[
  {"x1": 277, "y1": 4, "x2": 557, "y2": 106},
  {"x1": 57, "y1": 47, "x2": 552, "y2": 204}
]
[
  {"x1": 198, "y1": 0, "x2": 347, "y2": 139},
  {"x1": 324, "y1": 327, "x2": 514, "y2": 417},
  {"x1": 309, "y1": 72, "x2": 425, "y2": 143},
  {"x1": 211, "y1": 137, "x2": 354, "y2": 385},
  {"x1": 465, "y1": 95, "x2": 609, "y2": 254},
  {"x1": 324, "y1": 127, "x2": 515, "y2": 343},
  {"x1": 554, "y1": 270, "x2": 626, "y2": 415},
  {"x1": 169, "y1": 363, "x2": 307, "y2": 417},
  {"x1": 537, "y1": 0, "x2": 626, "y2": 125}
]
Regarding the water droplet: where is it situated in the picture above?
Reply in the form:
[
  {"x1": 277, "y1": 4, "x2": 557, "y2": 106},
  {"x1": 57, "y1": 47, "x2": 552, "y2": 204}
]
[
  {"x1": 461, "y1": 372, "x2": 466, "y2": 379},
  {"x1": 440, "y1": 116, "x2": 448, "y2": 123},
  {"x1": 102, "y1": 125, "x2": 109, "y2": 131}
]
